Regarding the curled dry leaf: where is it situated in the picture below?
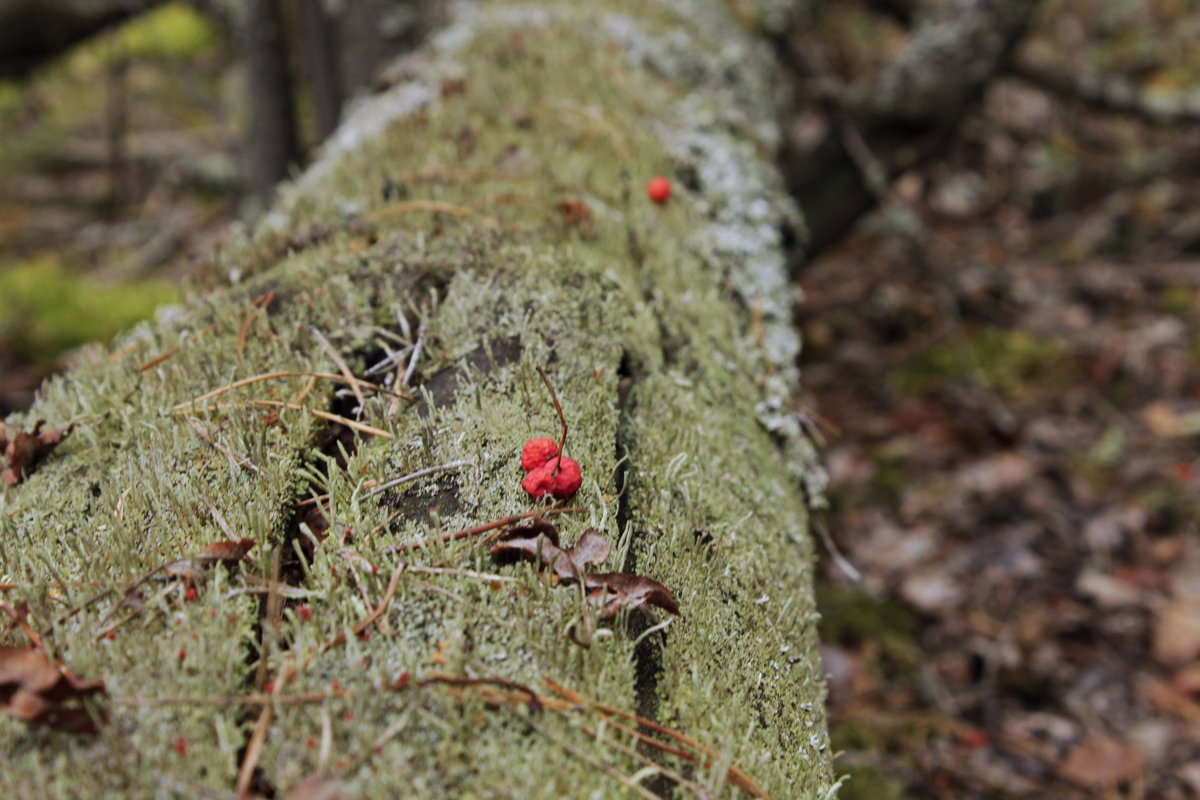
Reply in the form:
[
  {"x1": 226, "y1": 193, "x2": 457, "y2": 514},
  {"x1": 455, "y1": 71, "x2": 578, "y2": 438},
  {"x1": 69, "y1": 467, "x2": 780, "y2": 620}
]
[
  {"x1": 162, "y1": 538, "x2": 256, "y2": 581},
  {"x1": 490, "y1": 522, "x2": 611, "y2": 580},
  {"x1": 0, "y1": 645, "x2": 106, "y2": 734},
  {"x1": 0, "y1": 420, "x2": 76, "y2": 485},
  {"x1": 584, "y1": 572, "x2": 681, "y2": 619},
  {"x1": 490, "y1": 521, "x2": 678, "y2": 619}
]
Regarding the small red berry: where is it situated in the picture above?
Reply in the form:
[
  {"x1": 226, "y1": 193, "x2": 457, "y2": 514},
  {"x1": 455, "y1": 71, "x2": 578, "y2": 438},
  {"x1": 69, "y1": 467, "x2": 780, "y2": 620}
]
[
  {"x1": 522, "y1": 462, "x2": 556, "y2": 498},
  {"x1": 522, "y1": 456, "x2": 582, "y2": 500},
  {"x1": 521, "y1": 437, "x2": 559, "y2": 471},
  {"x1": 394, "y1": 670, "x2": 410, "y2": 689},
  {"x1": 305, "y1": 736, "x2": 316, "y2": 748},
  {"x1": 550, "y1": 457, "x2": 583, "y2": 498},
  {"x1": 105, "y1": 630, "x2": 117, "y2": 641},
  {"x1": 647, "y1": 176, "x2": 671, "y2": 204},
  {"x1": 178, "y1": 648, "x2": 186, "y2": 662},
  {"x1": 172, "y1": 737, "x2": 187, "y2": 755},
  {"x1": 960, "y1": 728, "x2": 987, "y2": 749},
  {"x1": 264, "y1": 680, "x2": 275, "y2": 693},
  {"x1": 297, "y1": 604, "x2": 312, "y2": 621},
  {"x1": 184, "y1": 586, "x2": 197, "y2": 602}
]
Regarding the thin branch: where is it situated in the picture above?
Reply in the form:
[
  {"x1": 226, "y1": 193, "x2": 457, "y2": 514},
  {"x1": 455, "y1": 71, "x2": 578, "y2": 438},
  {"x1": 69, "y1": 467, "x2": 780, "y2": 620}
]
[
  {"x1": 311, "y1": 327, "x2": 368, "y2": 418},
  {"x1": 186, "y1": 399, "x2": 393, "y2": 440},
  {"x1": 521, "y1": 713, "x2": 664, "y2": 800},
  {"x1": 402, "y1": 325, "x2": 426, "y2": 387},
  {"x1": 361, "y1": 459, "x2": 474, "y2": 501},
  {"x1": 380, "y1": 507, "x2": 581, "y2": 555},
  {"x1": 537, "y1": 365, "x2": 568, "y2": 473}
]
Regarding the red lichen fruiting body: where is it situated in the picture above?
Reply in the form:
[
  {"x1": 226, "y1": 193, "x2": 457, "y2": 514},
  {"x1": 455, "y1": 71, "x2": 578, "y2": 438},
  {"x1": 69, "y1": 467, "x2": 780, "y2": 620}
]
[{"x1": 521, "y1": 437, "x2": 560, "y2": 471}]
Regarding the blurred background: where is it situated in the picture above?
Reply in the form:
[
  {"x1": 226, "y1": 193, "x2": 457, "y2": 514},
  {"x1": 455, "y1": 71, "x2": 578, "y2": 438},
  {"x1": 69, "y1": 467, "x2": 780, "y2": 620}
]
[{"x1": 1, "y1": 1, "x2": 1198, "y2": 797}]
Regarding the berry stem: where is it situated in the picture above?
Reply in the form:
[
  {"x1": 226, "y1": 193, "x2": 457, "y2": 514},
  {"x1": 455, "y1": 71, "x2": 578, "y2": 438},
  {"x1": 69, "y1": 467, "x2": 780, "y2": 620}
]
[{"x1": 536, "y1": 365, "x2": 568, "y2": 474}]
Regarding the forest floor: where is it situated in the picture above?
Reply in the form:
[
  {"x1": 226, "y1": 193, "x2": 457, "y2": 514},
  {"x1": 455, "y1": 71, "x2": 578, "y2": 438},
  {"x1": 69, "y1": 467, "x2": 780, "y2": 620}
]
[
  {"x1": 2, "y1": 2, "x2": 1199, "y2": 799},
  {"x1": 799, "y1": 62, "x2": 1200, "y2": 800}
]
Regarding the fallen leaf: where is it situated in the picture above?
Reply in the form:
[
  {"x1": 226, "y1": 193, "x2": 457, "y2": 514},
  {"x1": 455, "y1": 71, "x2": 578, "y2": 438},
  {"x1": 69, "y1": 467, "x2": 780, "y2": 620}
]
[
  {"x1": 584, "y1": 572, "x2": 680, "y2": 619},
  {"x1": 197, "y1": 537, "x2": 256, "y2": 565},
  {"x1": 1142, "y1": 402, "x2": 1200, "y2": 438},
  {"x1": 489, "y1": 519, "x2": 564, "y2": 569},
  {"x1": 0, "y1": 420, "x2": 75, "y2": 485},
  {"x1": 1152, "y1": 600, "x2": 1200, "y2": 666},
  {"x1": 490, "y1": 522, "x2": 677, "y2": 619},
  {"x1": 163, "y1": 538, "x2": 256, "y2": 581},
  {"x1": 1075, "y1": 568, "x2": 1144, "y2": 608},
  {"x1": 280, "y1": 774, "x2": 351, "y2": 800},
  {"x1": 1057, "y1": 734, "x2": 1144, "y2": 788},
  {"x1": 551, "y1": 527, "x2": 611, "y2": 579},
  {"x1": 0, "y1": 645, "x2": 106, "y2": 733}
]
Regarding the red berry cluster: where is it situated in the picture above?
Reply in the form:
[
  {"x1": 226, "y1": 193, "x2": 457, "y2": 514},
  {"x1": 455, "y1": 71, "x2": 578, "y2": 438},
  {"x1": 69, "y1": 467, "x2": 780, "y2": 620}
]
[{"x1": 520, "y1": 438, "x2": 582, "y2": 500}]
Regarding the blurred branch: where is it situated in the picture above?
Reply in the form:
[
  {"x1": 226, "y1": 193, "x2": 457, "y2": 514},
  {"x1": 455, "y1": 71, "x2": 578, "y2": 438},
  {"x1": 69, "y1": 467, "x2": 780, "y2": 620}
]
[
  {"x1": 0, "y1": 0, "x2": 164, "y2": 78},
  {"x1": 1009, "y1": 58, "x2": 1200, "y2": 125},
  {"x1": 783, "y1": 0, "x2": 1039, "y2": 258}
]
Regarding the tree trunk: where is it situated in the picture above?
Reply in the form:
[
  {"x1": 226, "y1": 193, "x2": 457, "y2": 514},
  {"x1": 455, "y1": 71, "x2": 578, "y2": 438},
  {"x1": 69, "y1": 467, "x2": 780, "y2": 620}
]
[
  {"x1": 1, "y1": 2, "x2": 833, "y2": 798},
  {"x1": 241, "y1": 0, "x2": 299, "y2": 207}
]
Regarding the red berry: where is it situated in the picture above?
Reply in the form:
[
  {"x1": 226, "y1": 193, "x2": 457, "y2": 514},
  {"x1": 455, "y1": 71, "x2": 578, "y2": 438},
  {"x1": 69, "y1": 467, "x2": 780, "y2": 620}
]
[
  {"x1": 551, "y1": 457, "x2": 583, "y2": 498},
  {"x1": 264, "y1": 680, "x2": 275, "y2": 693},
  {"x1": 522, "y1": 456, "x2": 582, "y2": 500},
  {"x1": 647, "y1": 176, "x2": 671, "y2": 203},
  {"x1": 297, "y1": 604, "x2": 312, "y2": 621},
  {"x1": 178, "y1": 648, "x2": 186, "y2": 662},
  {"x1": 184, "y1": 586, "x2": 197, "y2": 602},
  {"x1": 305, "y1": 736, "x2": 316, "y2": 748},
  {"x1": 522, "y1": 462, "x2": 557, "y2": 498},
  {"x1": 521, "y1": 437, "x2": 559, "y2": 471},
  {"x1": 960, "y1": 728, "x2": 987, "y2": 749},
  {"x1": 105, "y1": 630, "x2": 117, "y2": 641},
  {"x1": 172, "y1": 737, "x2": 187, "y2": 755}
]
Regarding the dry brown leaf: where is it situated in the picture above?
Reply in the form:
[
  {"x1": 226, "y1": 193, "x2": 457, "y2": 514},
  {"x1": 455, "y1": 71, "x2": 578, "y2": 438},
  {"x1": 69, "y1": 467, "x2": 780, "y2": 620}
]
[
  {"x1": 197, "y1": 537, "x2": 256, "y2": 565},
  {"x1": 280, "y1": 774, "x2": 352, "y2": 800},
  {"x1": 584, "y1": 572, "x2": 681, "y2": 619},
  {"x1": 0, "y1": 645, "x2": 106, "y2": 733},
  {"x1": 163, "y1": 538, "x2": 256, "y2": 581},
  {"x1": 551, "y1": 527, "x2": 611, "y2": 580},
  {"x1": 489, "y1": 519, "x2": 564, "y2": 570},
  {"x1": 1056, "y1": 734, "x2": 1144, "y2": 788},
  {"x1": 491, "y1": 522, "x2": 678, "y2": 619},
  {"x1": 1152, "y1": 600, "x2": 1200, "y2": 666},
  {"x1": 0, "y1": 420, "x2": 75, "y2": 485}
]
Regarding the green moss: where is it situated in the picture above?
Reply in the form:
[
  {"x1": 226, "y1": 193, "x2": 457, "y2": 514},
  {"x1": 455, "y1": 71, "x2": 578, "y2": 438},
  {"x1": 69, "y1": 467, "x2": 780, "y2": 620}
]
[
  {"x1": 60, "y1": 1, "x2": 223, "y2": 70},
  {"x1": 835, "y1": 765, "x2": 915, "y2": 800},
  {"x1": 894, "y1": 326, "x2": 1068, "y2": 397},
  {"x1": 1159, "y1": 285, "x2": 1195, "y2": 315},
  {"x1": 0, "y1": 258, "x2": 179, "y2": 363},
  {"x1": 818, "y1": 582, "x2": 921, "y2": 673}
]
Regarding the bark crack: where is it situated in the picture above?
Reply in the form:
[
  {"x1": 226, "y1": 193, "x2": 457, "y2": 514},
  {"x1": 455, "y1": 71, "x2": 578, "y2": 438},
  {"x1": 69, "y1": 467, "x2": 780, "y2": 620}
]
[{"x1": 614, "y1": 349, "x2": 676, "y2": 799}]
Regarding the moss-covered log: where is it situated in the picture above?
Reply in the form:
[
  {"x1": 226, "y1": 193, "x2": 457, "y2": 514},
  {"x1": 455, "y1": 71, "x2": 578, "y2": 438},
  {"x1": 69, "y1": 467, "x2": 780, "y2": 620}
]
[{"x1": 1, "y1": 1, "x2": 834, "y2": 797}]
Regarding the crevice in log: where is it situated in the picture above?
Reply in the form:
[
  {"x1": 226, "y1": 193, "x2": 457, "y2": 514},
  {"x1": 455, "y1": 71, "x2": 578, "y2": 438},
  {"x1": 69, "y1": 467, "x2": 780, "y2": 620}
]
[{"x1": 613, "y1": 350, "x2": 677, "y2": 798}]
